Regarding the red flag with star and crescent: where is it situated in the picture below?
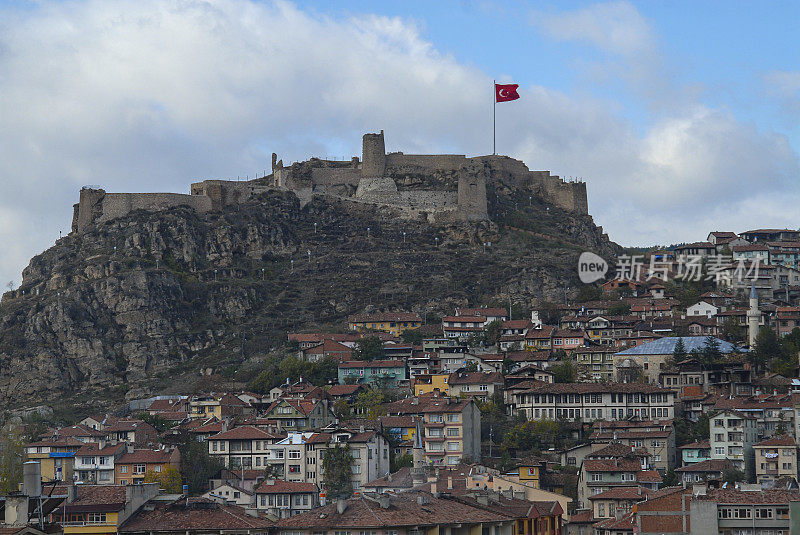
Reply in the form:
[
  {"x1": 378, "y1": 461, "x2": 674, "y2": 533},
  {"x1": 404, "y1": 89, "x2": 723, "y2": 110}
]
[{"x1": 495, "y1": 83, "x2": 520, "y2": 102}]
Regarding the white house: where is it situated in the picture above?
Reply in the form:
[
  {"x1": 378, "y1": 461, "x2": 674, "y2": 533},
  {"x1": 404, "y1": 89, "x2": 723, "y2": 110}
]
[{"x1": 686, "y1": 301, "x2": 718, "y2": 318}]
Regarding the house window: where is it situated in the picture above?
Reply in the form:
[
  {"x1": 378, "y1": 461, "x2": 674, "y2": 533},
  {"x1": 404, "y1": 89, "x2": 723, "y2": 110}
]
[{"x1": 120, "y1": 466, "x2": 128, "y2": 473}]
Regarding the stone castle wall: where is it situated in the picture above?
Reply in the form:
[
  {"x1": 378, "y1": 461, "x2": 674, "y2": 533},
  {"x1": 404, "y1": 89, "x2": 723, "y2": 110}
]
[
  {"x1": 532, "y1": 172, "x2": 588, "y2": 214},
  {"x1": 70, "y1": 131, "x2": 588, "y2": 233},
  {"x1": 73, "y1": 189, "x2": 213, "y2": 232}
]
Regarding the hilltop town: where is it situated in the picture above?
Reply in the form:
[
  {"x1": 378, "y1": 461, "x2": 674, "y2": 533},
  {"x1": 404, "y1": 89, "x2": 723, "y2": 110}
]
[
  {"x1": 4, "y1": 137, "x2": 800, "y2": 535},
  {"x1": 4, "y1": 224, "x2": 800, "y2": 534}
]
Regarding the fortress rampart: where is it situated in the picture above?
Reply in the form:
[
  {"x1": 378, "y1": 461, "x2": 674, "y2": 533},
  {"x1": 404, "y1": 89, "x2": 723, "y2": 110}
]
[{"x1": 71, "y1": 131, "x2": 588, "y2": 232}]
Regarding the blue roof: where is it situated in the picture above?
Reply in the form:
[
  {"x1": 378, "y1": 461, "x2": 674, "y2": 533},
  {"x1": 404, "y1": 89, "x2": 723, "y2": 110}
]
[{"x1": 615, "y1": 336, "x2": 745, "y2": 355}]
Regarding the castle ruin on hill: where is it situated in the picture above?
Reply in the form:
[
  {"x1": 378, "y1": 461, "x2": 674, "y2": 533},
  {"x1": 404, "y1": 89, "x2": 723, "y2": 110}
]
[{"x1": 72, "y1": 131, "x2": 588, "y2": 232}]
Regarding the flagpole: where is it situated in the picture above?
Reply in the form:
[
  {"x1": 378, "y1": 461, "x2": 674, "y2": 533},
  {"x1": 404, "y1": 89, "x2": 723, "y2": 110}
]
[{"x1": 493, "y1": 79, "x2": 496, "y2": 155}]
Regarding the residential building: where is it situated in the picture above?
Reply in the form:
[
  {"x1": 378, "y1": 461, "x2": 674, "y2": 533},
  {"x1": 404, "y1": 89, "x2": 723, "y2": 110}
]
[
  {"x1": 689, "y1": 487, "x2": 800, "y2": 535},
  {"x1": 776, "y1": 306, "x2": 800, "y2": 337},
  {"x1": 551, "y1": 330, "x2": 585, "y2": 351},
  {"x1": 456, "y1": 307, "x2": 509, "y2": 324},
  {"x1": 105, "y1": 420, "x2": 159, "y2": 447},
  {"x1": 327, "y1": 428, "x2": 390, "y2": 493},
  {"x1": 674, "y1": 458, "x2": 734, "y2": 484},
  {"x1": 714, "y1": 393, "x2": 795, "y2": 439},
  {"x1": 613, "y1": 336, "x2": 744, "y2": 385},
  {"x1": 678, "y1": 440, "x2": 711, "y2": 467},
  {"x1": 337, "y1": 359, "x2": 407, "y2": 388},
  {"x1": 577, "y1": 455, "x2": 660, "y2": 508},
  {"x1": 207, "y1": 426, "x2": 284, "y2": 469},
  {"x1": 508, "y1": 382, "x2": 675, "y2": 423},
  {"x1": 262, "y1": 398, "x2": 336, "y2": 430},
  {"x1": 420, "y1": 397, "x2": 481, "y2": 465},
  {"x1": 254, "y1": 479, "x2": 318, "y2": 518},
  {"x1": 73, "y1": 443, "x2": 127, "y2": 485},
  {"x1": 348, "y1": 312, "x2": 422, "y2": 336},
  {"x1": 732, "y1": 243, "x2": 770, "y2": 263},
  {"x1": 115, "y1": 448, "x2": 181, "y2": 486},
  {"x1": 753, "y1": 435, "x2": 799, "y2": 486},
  {"x1": 525, "y1": 325, "x2": 555, "y2": 350},
  {"x1": 709, "y1": 409, "x2": 759, "y2": 477},
  {"x1": 202, "y1": 483, "x2": 254, "y2": 506},
  {"x1": 446, "y1": 371, "x2": 504, "y2": 401},
  {"x1": 52, "y1": 484, "x2": 159, "y2": 535},
  {"x1": 740, "y1": 228, "x2": 800, "y2": 243},
  {"x1": 571, "y1": 346, "x2": 616, "y2": 381},
  {"x1": 442, "y1": 315, "x2": 486, "y2": 339},
  {"x1": 686, "y1": 301, "x2": 718, "y2": 318},
  {"x1": 265, "y1": 432, "x2": 329, "y2": 485},
  {"x1": 588, "y1": 486, "x2": 652, "y2": 520},
  {"x1": 24, "y1": 438, "x2": 83, "y2": 483},
  {"x1": 188, "y1": 393, "x2": 251, "y2": 420},
  {"x1": 632, "y1": 486, "x2": 692, "y2": 535},
  {"x1": 590, "y1": 422, "x2": 676, "y2": 472},
  {"x1": 412, "y1": 373, "x2": 449, "y2": 396}
]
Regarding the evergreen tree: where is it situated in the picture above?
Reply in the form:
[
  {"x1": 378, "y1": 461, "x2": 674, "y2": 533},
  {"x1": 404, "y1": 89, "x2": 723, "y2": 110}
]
[
  {"x1": 322, "y1": 445, "x2": 353, "y2": 499},
  {"x1": 701, "y1": 336, "x2": 722, "y2": 365},
  {"x1": 353, "y1": 336, "x2": 385, "y2": 361},
  {"x1": 673, "y1": 337, "x2": 687, "y2": 362}
]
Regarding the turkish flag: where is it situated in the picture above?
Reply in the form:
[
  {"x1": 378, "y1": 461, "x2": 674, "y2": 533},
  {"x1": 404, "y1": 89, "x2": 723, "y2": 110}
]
[{"x1": 495, "y1": 83, "x2": 520, "y2": 103}]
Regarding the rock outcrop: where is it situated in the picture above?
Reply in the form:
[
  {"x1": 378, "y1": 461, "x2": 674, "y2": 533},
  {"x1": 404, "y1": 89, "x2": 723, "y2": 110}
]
[{"x1": 0, "y1": 186, "x2": 617, "y2": 408}]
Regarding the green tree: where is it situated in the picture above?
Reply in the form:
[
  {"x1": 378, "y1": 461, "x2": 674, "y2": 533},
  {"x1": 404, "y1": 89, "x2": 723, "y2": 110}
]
[
  {"x1": 400, "y1": 329, "x2": 423, "y2": 346},
  {"x1": 175, "y1": 430, "x2": 224, "y2": 495},
  {"x1": 0, "y1": 422, "x2": 24, "y2": 495},
  {"x1": 136, "y1": 412, "x2": 174, "y2": 432},
  {"x1": 391, "y1": 453, "x2": 413, "y2": 472},
  {"x1": 661, "y1": 469, "x2": 678, "y2": 488},
  {"x1": 751, "y1": 327, "x2": 783, "y2": 374},
  {"x1": 322, "y1": 445, "x2": 353, "y2": 499},
  {"x1": 354, "y1": 390, "x2": 385, "y2": 420},
  {"x1": 722, "y1": 467, "x2": 746, "y2": 484},
  {"x1": 538, "y1": 301, "x2": 562, "y2": 325},
  {"x1": 484, "y1": 320, "x2": 502, "y2": 347},
  {"x1": 353, "y1": 336, "x2": 385, "y2": 361},
  {"x1": 608, "y1": 302, "x2": 631, "y2": 316},
  {"x1": 551, "y1": 359, "x2": 576, "y2": 383},
  {"x1": 701, "y1": 336, "x2": 722, "y2": 366},
  {"x1": 464, "y1": 360, "x2": 479, "y2": 372},
  {"x1": 143, "y1": 465, "x2": 182, "y2": 493},
  {"x1": 333, "y1": 399, "x2": 352, "y2": 420},
  {"x1": 673, "y1": 337, "x2": 687, "y2": 362},
  {"x1": 719, "y1": 317, "x2": 745, "y2": 344}
]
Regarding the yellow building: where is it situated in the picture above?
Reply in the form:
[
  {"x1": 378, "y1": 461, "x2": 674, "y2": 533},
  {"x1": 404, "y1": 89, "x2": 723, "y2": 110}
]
[
  {"x1": 347, "y1": 312, "x2": 422, "y2": 336},
  {"x1": 52, "y1": 484, "x2": 159, "y2": 535},
  {"x1": 24, "y1": 438, "x2": 84, "y2": 482},
  {"x1": 412, "y1": 373, "x2": 450, "y2": 396},
  {"x1": 188, "y1": 392, "x2": 250, "y2": 420}
]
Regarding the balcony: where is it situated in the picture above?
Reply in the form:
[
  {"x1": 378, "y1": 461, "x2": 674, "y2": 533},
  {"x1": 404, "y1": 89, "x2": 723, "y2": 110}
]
[
  {"x1": 425, "y1": 435, "x2": 445, "y2": 442},
  {"x1": 424, "y1": 421, "x2": 445, "y2": 428}
]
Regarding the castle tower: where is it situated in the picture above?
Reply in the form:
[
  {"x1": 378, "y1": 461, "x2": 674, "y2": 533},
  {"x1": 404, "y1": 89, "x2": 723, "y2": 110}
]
[
  {"x1": 747, "y1": 284, "x2": 760, "y2": 347},
  {"x1": 411, "y1": 418, "x2": 426, "y2": 487},
  {"x1": 361, "y1": 130, "x2": 386, "y2": 177},
  {"x1": 457, "y1": 172, "x2": 488, "y2": 220}
]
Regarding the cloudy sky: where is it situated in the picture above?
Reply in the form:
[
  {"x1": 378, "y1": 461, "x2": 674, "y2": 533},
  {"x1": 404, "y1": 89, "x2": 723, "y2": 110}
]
[{"x1": 1, "y1": 0, "x2": 800, "y2": 286}]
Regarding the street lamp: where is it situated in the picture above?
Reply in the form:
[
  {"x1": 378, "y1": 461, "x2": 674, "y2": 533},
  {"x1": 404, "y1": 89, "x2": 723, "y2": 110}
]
[
  {"x1": 402, "y1": 232, "x2": 406, "y2": 244},
  {"x1": 314, "y1": 222, "x2": 318, "y2": 234},
  {"x1": 261, "y1": 268, "x2": 265, "y2": 280},
  {"x1": 290, "y1": 259, "x2": 294, "y2": 273},
  {"x1": 214, "y1": 269, "x2": 218, "y2": 282},
  {"x1": 307, "y1": 250, "x2": 311, "y2": 263},
  {"x1": 435, "y1": 237, "x2": 439, "y2": 248}
]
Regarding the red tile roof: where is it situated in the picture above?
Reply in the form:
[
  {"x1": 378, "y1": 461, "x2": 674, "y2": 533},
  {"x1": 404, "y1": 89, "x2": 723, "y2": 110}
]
[
  {"x1": 117, "y1": 449, "x2": 174, "y2": 464},
  {"x1": 755, "y1": 435, "x2": 798, "y2": 447},
  {"x1": 120, "y1": 498, "x2": 273, "y2": 532},
  {"x1": 694, "y1": 487, "x2": 800, "y2": 504},
  {"x1": 349, "y1": 313, "x2": 422, "y2": 323},
  {"x1": 588, "y1": 486, "x2": 653, "y2": 500},
  {"x1": 338, "y1": 359, "x2": 405, "y2": 368}
]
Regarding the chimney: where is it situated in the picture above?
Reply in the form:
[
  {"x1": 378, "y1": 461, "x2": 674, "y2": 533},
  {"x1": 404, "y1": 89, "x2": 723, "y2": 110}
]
[
  {"x1": 378, "y1": 494, "x2": 390, "y2": 509},
  {"x1": 336, "y1": 499, "x2": 347, "y2": 514},
  {"x1": 447, "y1": 476, "x2": 453, "y2": 490}
]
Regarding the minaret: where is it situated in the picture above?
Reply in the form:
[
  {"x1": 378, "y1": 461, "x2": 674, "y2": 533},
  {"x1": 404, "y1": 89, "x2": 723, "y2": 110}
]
[
  {"x1": 747, "y1": 284, "x2": 760, "y2": 348},
  {"x1": 411, "y1": 419, "x2": 426, "y2": 487}
]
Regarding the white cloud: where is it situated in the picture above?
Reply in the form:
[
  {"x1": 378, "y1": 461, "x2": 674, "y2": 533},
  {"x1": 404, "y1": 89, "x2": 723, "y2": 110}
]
[
  {"x1": 532, "y1": 0, "x2": 654, "y2": 58},
  {"x1": 0, "y1": 0, "x2": 798, "y2": 288}
]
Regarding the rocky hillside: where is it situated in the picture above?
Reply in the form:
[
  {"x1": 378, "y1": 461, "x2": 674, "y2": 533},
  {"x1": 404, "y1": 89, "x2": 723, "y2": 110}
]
[{"x1": 0, "y1": 187, "x2": 617, "y2": 408}]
